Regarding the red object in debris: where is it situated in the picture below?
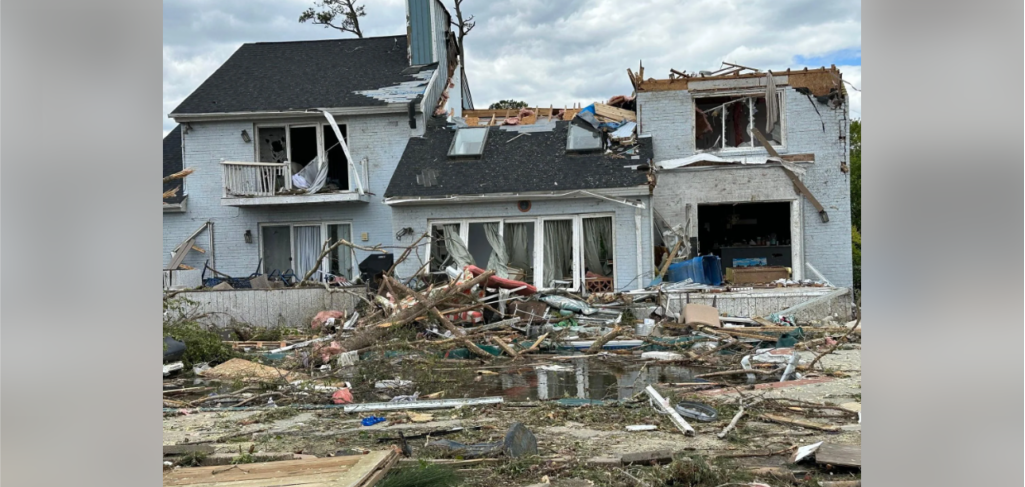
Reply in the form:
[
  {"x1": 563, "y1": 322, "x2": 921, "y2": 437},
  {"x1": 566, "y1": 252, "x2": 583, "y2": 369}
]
[
  {"x1": 446, "y1": 310, "x2": 483, "y2": 324},
  {"x1": 465, "y1": 265, "x2": 537, "y2": 296},
  {"x1": 332, "y1": 388, "x2": 353, "y2": 404},
  {"x1": 312, "y1": 310, "x2": 345, "y2": 331}
]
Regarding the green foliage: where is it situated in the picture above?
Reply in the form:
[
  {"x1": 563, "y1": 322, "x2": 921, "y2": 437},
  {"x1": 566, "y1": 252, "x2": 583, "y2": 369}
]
[
  {"x1": 299, "y1": 0, "x2": 365, "y2": 38},
  {"x1": 377, "y1": 461, "x2": 461, "y2": 487},
  {"x1": 852, "y1": 225, "x2": 861, "y2": 289},
  {"x1": 163, "y1": 297, "x2": 235, "y2": 369},
  {"x1": 176, "y1": 451, "x2": 207, "y2": 467},
  {"x1": 488, "y1": 100, "x2": 528, "y2": 110}
]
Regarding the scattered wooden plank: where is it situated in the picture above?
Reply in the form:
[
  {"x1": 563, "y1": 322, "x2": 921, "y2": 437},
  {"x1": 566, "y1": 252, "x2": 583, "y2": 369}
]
[
  {"x1": 593, "y1": 103, "x2": 637, "y2": 122},
  {"x1": 162, "y1": 450, "x2": 397, "y2": 486},
  {"x1": 814, "y1": 443, "x2": 861, "y2": 468},
  {"x1": 621, "y1": 450, "x2": 674, "y2": 465},
  {"x1": 643, "y1": 385, "x2": 695, "y2": 436},
  {"x1": 759, "y1": 413, "x2": 841, "y2": 432}
]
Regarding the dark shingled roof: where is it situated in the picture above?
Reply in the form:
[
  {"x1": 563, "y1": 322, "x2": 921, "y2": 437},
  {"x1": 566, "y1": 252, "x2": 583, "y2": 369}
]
[
  {"x1": 385, "y1": 118, "x2": 652, "y2": 198},
  {"x1": 171, "y1": 36, "x2": 434, "y2": 115},
  {"x1": 163, "y1": 124, "x2": 185, "y2": 204}
]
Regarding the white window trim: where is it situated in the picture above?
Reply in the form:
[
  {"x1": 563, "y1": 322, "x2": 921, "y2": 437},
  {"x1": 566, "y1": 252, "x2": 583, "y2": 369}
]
[
  {"x1": 426, "y1": 213, "x2": 618, "y2": 293},
  {"x1": 257, "y1": 221, "x2": 356, "y2": 280},
  {"x1": 693, "y1": 89, "x2": 786, "y2": 154},
  {"x1": 253, "y1": 121, "x2": 353, "y2": 192}
]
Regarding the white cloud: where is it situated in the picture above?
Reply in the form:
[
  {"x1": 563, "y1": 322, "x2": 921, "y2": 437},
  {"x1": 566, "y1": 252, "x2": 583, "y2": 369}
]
[{"x1": 163, "y1": 0, "x2": 862, "y2": 129}]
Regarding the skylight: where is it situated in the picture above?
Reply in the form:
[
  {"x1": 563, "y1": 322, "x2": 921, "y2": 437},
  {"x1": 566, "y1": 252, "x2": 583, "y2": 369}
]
[
  {"x1": 566, "y1": 123, "x2": 603, "y2": 152},
  {"x1": 448, "y1": 127, "x2": 488, "y2": 157}
]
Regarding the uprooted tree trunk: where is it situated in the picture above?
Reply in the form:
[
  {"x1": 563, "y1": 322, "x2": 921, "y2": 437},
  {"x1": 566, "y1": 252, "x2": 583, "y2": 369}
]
[{"x1": 386, "y1": 276, "x2": 494, "y2": 360}]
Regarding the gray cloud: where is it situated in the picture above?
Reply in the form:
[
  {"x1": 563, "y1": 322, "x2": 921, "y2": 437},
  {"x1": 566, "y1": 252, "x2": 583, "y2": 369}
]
[{"x1": 163, "y1": 0, "x2": 861, "y2": 135}]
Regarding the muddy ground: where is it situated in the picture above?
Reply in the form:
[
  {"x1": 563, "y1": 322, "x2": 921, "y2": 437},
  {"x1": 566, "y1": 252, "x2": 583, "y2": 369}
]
[{"x1": 163, "y1": 348, "x2": 861, "y2": 486}]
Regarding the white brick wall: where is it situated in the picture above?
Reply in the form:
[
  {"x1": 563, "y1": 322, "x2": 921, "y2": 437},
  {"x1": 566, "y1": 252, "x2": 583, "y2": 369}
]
[
  {"x1": 638, "y1": 86, "x2": 853, "y2": 287},
  {"x1": 162, "y1": 113, "x2": 416, "y2": 277}
]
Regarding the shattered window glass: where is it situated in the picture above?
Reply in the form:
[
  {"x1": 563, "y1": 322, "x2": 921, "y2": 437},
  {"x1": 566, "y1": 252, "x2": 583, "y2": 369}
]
[
  {"x1": 449, "y1": 127, "x2": 488, "y2": 157},
  {"x1": 566, "y1": 123, "x2": 602, "y2": 152}
]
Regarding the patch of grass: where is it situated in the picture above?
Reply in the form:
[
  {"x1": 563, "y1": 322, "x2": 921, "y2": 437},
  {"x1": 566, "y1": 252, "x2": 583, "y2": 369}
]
[
  {"x1": 164, "y1": 298, "x2": 236, "y2": 369},
  {"x1": 651, "y1": 455, "x2": 753, "y2": 486},
  {"x1": 176, "y1": 451, "x2": 207, "y2": 467},
  {"x1": 377, "y1": 461, "x2": 461, "y2": 487}
]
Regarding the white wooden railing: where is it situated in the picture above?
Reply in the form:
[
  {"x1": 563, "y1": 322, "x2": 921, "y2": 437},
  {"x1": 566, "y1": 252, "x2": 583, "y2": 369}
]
[{"x1": 222, "y1": 161, "x2": 292, "y2": 197}]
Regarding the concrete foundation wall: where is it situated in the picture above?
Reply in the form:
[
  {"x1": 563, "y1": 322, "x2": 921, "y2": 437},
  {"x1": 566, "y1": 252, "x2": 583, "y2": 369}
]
[
  {"x1": 661, "y1": 287, "x2": 849, "y2": 321},
  {"x1": 638, "y1": 86, "x2": 853, "y2": 287},
  {"x1": 177, "y1": 287, "x2": 362, "y2": 328}
]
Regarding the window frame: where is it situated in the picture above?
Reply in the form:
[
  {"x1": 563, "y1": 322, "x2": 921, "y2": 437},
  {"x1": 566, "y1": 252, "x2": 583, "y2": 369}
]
[
  {"x1": 566, "y1": 122, "x2": 604, "y2": 153},
  {"x1": 253, "y1": 121, "x2": 351, "y2": 190},
  {"x1": 693, "y1": 89, "x2": 786, "y2": 153},
  {"x1": 425, "y1": 213, "x2": 617, "y2": 293},
  {"x1": 447, "y1": 127, "x2": 490, "y2": 159},
  {"x1": 257, "y1": 220, "x2": 356, "y2": 280}
]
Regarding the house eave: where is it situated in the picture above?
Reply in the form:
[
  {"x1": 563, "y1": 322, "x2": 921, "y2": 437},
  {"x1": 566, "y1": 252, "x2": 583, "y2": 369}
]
[
  {"x1": 384, "y1": 186, "x2": 650, "y2": 207},
  {"x1": 170, "y1": 104, "x2": 413, "y2": 122}
]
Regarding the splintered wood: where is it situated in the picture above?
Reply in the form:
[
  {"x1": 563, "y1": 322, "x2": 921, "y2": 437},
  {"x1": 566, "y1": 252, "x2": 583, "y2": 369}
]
[{"x1": 162, "y1": 450, "x2": 399, "y2": 487}]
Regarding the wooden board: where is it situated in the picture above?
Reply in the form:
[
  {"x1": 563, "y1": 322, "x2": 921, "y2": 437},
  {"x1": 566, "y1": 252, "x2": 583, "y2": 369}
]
[
  {"x1": 163, "y1": 450, "x2": 398, "y2": 487},
  {"x1": 201, "y1": 358, "x2": 302, "y2": 382},
  {"x1": 814, "y1": 443, "x2": 861, "y2": 468}
]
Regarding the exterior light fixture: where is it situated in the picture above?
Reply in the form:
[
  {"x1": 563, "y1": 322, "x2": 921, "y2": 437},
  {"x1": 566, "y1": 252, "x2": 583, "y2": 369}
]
[
  {"x1": 241, "y1": 129, "x2": 251, "y2": 143},
  {"x1": 244, "y1": 230, "x2": 253, "y2": 244}
]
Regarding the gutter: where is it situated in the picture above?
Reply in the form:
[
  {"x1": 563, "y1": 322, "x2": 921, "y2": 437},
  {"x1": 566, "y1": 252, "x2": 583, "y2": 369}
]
[
  {"x1": 170, "y1": 104, "x2": 412, "y2": 122},
  {"x1": 384, "y1": 188, "x2": 649, "y2": 208}
]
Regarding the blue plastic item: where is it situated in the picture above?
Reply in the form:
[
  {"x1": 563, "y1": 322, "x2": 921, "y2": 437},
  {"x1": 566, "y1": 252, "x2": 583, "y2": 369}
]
[
  {"x1": 666, "y1": 256, "x2": 723, "y2": 286},
  {"x1": 361, "y1": 416, "x2": 386, "y2": 427}
]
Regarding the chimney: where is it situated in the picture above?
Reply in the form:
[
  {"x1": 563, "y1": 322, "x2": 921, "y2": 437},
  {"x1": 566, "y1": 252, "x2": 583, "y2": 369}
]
[{"x1": 406, "y1": 0, "x2": 439, "y2": 66}]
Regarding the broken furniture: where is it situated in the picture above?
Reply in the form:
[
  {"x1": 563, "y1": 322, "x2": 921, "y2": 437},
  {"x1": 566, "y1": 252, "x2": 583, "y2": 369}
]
[{"x1": 202, "y1": 260, "x2": 263, "y2": 289}]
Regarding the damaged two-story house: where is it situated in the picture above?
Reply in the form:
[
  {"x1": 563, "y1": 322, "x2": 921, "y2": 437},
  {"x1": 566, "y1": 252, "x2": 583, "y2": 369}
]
[
  {"x1": 163, "y1": 0, "x2": 466, "y2": 283},
  {"x1": 635, "y1": 65, "x2": 854, "y2": 288}
]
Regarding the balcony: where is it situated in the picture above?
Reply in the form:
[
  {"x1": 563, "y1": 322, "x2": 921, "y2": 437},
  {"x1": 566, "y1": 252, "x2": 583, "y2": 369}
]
[{"x1": 220, "y1": 161, "x2": 369, "y2": 206}]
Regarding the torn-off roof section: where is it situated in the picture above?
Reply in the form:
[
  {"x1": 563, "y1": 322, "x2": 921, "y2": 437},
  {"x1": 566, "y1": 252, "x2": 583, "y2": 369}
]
[
  {"x1": 163, "y1": 125, "x2": 185, "y2": 204},
  {"x1": 356, "y1": 66, "x2": 435, "y2": 104},
  {"x1": 634, "y1": 65, "x2": 844, "y2": 97},
  {"x1": 385, "y1": 118, "x2": 652, "y2": 199},
  {"x1": 170, "y1": 36, "x2": 437, "y2": 116}
]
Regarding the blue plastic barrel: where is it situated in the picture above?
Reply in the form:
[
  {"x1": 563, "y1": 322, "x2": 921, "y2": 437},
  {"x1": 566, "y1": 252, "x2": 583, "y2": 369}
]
[{"x1": 666, "y1": 256, "x2": 723, "y2": 286}]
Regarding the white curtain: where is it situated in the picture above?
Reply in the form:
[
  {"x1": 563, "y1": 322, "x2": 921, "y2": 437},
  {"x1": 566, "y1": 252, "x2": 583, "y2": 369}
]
[
  {"x1": 583, "y1": 217, "x2": 613, "y2": 277},
  {"x1": 329, "y1": 224, "x2": 352, "y2": 280},
  {"x1": 294, "y1": 226, "x2": 322, "y2": 278},
  {"x1": 543, "y1": 220, "x2": 573, "y2": 287},
  {"x1": 504, "y1": 223, "x2": 532, "y2": 271},
  {"x1": 443, "y1": 224, "x2": 474, "y2": 269},
  {"x1": 484, "y1": 222, "x2": 511, "y2": 278}
]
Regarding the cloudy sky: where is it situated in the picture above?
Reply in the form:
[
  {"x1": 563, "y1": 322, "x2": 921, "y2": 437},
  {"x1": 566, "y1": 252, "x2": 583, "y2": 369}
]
[{"x1": 163, "y1": 0, "x2": 861, "y2": 136}]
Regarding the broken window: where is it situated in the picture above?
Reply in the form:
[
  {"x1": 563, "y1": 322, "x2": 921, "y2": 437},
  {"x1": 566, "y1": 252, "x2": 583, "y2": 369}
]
[
  {"x1": 542, "y1": 219, "x2": 575, "y2": 289},
  {"x1": 255, "y1": 122, "x2": 350, "y2": 191},
  {"x1": 504, "y1": 222, "x2": 535, "y2": 284},
  {"x1": 326, "y1": 223, "x2": 353, "y2": 280},
  {"x1": 697, "y1": 202, "x2": 792, "y2": 279},
  {"x1": 566, "y1": 122, "x2": 602, "y2": 152},
  {"x1": 448, "y1": 127, "x2": 488, "y2": 157},
  {"x1": 695, "y1": 93, "x2": 782, "y2": 150},
  {"x1": 260, "y1": 222, "x2": 355, "y2": 281}
]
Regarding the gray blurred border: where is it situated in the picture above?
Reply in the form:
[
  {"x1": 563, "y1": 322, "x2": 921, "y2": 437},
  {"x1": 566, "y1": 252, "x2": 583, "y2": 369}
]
[
  {"x1": 2, "y1": 0, "x2": 1022, "y2": 485},
  {"x1": 1, "y1": 0, "x2": 159, "y2": 485},
  {"x1": 862, "y1": 0, "x2": 1023, "y2": 484}
]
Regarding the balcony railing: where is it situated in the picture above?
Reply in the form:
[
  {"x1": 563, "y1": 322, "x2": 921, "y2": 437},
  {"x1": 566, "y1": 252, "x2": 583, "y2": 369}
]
[{"x1": 222, "y1": 161, "x2": 292, "y2": 197}]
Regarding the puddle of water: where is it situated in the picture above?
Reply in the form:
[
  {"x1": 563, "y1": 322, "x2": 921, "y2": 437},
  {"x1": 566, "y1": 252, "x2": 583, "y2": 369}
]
[{"x1": 465, "y1": 360, "x2": 712, "y2": 402}]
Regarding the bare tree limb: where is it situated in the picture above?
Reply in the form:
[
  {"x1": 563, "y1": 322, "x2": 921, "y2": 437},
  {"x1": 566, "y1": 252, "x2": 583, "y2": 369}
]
[{"x1": 299, "y1": 0, "x2": 365, "y2": 38}]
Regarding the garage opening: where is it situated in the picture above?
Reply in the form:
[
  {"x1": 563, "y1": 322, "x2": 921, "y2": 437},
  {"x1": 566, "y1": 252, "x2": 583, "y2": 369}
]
[{"x1": 698, "y1": 202, "x2": 792, "y2": 279}]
